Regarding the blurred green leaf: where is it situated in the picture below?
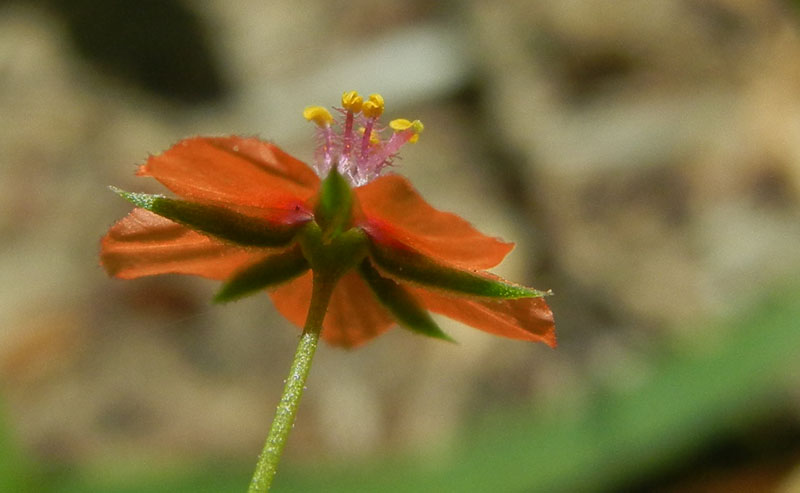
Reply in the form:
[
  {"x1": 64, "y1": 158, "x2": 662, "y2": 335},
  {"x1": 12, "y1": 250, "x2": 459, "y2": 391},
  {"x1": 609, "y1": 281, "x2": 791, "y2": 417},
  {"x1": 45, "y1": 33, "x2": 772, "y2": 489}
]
[
  {"x1": 51, "y1": 462, "x2": 251, "y2": 493},
  {"x1": 0, "y1": 399, "x2": 38, "y2": 492}
]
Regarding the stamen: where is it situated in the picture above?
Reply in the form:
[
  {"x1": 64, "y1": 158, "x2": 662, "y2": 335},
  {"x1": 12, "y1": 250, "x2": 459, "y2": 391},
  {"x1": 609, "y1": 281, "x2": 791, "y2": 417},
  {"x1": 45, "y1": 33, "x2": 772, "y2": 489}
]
[
  {"x1": 338, "y1": 92, "x2": 366, "y2": 176},
  {"x1": 358, "y1": 127, "x2": 380, "y2": 145},
  {"x1": 303, "y1": 106, "x2": 335, "y2": 174},
  {"x1": 304, "y1": 92, "x2": 423, "y2": 185},
  {"x1": 341, "y1": 91, "x2": 363, "y2": 113},
  {"x1": 343, "y1": 114, "x2": 355, "y2": 161},
  {"x1": 389, "y1": 118, "x2": 424, "y2": 143},
  {"x1": 362, "y1": 93, "x2": 384, "y2": 119},
  {"x1": 360, "y1": 121, "x2": 375, "y2": 159},
  {"x1": 303, "y1": 106, "x2": 333, "y2": 127}
]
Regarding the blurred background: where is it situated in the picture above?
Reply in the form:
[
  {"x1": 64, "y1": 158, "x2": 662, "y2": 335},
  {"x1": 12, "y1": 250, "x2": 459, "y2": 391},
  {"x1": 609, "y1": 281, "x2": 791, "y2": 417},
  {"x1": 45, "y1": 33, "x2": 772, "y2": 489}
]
[{"x1": 1, "y1": 0, "x2": 800, "y2": 491}]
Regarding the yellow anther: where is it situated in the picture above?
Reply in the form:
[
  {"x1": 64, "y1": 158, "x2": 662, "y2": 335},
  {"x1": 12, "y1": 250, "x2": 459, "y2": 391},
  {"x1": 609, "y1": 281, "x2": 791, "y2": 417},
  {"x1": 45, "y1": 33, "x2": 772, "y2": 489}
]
[
  {"x1": 303, "y1": 106, "x2": 333, "y2": 127},
  {"x1": 389, "y1": 118, "x2": 424, "y2": 142},
  {"x1": 341, "y1": 91, "x2": 363, "y2": 113},
  {"x1": 362, "y1": 93, "x2": 385, "y2": 118},
  {"x1": 389, "y1": 118, "x2": 410, "y2": 130}
]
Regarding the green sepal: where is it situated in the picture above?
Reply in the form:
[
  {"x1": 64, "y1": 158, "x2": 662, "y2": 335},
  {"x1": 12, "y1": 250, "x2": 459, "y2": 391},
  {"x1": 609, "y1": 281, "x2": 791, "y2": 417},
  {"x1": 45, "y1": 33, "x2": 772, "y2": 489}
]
[
  {"x1": 214, "y1": 245, "x2": 309, "y2": 303},
  {"x1": 113, "y1": 188, "x2": 303, "y2": 247},
  {"x1": 359, "y1": 260, "x2": 454, "y2": 342},
  {"x1": 314, "y1": 168, "x2": 353, "y2": 239},
  {"x1": 368, "y1": 242, "x2": 549, "y2": 299},
  {"x1": 297, "y1": 222, "x2": 368, "y2": 280}
]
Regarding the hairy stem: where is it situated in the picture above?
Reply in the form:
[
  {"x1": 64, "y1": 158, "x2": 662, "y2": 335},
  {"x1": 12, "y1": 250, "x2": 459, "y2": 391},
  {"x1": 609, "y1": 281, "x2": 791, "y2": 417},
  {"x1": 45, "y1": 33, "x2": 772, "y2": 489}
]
[{"x1": 248, "y1": 274, "x2": 335, "y2": 492}]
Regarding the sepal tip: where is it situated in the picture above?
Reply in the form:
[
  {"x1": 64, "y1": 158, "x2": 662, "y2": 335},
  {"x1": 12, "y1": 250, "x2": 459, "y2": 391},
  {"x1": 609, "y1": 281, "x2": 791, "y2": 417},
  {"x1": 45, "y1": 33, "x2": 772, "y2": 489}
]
[{"x1": 110, "y1": 186, "x2": 165, "y2": 209}]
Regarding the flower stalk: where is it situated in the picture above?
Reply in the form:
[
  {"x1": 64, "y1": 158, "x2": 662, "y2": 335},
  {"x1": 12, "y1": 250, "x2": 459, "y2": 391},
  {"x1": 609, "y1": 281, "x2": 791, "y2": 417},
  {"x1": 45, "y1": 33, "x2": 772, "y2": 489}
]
[{"x1": 248, "y1": 273, "x2": 337, "y2": 492}]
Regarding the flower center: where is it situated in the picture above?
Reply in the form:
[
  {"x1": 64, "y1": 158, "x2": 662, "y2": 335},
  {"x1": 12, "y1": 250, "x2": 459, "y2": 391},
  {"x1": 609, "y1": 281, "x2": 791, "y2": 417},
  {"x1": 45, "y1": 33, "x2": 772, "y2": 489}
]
[{"x1": 303, "y1": 91, "x2": 424, "y2": 186}]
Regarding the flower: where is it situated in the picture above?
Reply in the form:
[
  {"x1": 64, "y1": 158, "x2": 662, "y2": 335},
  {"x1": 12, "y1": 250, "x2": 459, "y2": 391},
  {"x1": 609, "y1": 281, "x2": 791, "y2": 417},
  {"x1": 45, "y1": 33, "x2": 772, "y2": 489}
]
[{"x1": 100, "y1": 91, "x2": 555, "y2": 348}]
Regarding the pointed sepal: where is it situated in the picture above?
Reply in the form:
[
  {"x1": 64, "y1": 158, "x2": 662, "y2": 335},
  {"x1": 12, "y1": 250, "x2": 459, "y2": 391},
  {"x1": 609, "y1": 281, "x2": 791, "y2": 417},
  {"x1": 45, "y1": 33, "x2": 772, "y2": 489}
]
[
  {"x1": 296, "y1": 222, "x2": 368, "y2": 280},
  {"x1": 214, "y1": 245, "x2": 309, "y2": 303},
  {"x1": 368, "y1": 241, "x2": 550, "y2": 299},
  {"x1": 112, "y1": 188, "x2": 305, "y2": 247},
  {"x1": 314, "y1": 168, "x2": 353, "y2": 239},
  {"x1": 358, "y1": 260, "x2": 454, "y2": 342}
]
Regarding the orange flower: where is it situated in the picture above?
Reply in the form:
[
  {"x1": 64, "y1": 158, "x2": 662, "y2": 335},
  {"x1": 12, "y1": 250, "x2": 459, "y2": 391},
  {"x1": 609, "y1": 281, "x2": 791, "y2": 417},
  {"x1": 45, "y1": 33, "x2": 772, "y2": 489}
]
[{"x1": 101, "y1": 92, "x2": 555, "y2": 348}]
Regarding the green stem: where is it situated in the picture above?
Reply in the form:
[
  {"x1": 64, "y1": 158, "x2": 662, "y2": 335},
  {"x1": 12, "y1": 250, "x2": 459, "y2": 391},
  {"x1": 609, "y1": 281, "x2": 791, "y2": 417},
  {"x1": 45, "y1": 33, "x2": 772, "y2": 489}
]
[{"x1": 248, "y1": 274, "x2": 336, "y2": 492}]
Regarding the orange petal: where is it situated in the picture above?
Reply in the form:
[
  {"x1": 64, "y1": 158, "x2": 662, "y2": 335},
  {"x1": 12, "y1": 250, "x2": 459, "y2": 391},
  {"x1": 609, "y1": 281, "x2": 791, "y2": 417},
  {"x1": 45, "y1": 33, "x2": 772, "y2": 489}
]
[
  {"x1": 266, "y1": 272, "x2": 311, "y2": 329},
  {"x1": 411, "y1": 287, "x2": 556, "y2": 347},
  {"x1": 356, "y1": 174, "x2": 513, "y2": 269},
  {"x1": 138, "y1": 136, "x2": 320, "y2": 209},
  {"x1": 269, "y1": 271, "x2": 395, "y2": 348},
  {"x1": 100, "y1": 208, "x2": 269, "y2": 280}
]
